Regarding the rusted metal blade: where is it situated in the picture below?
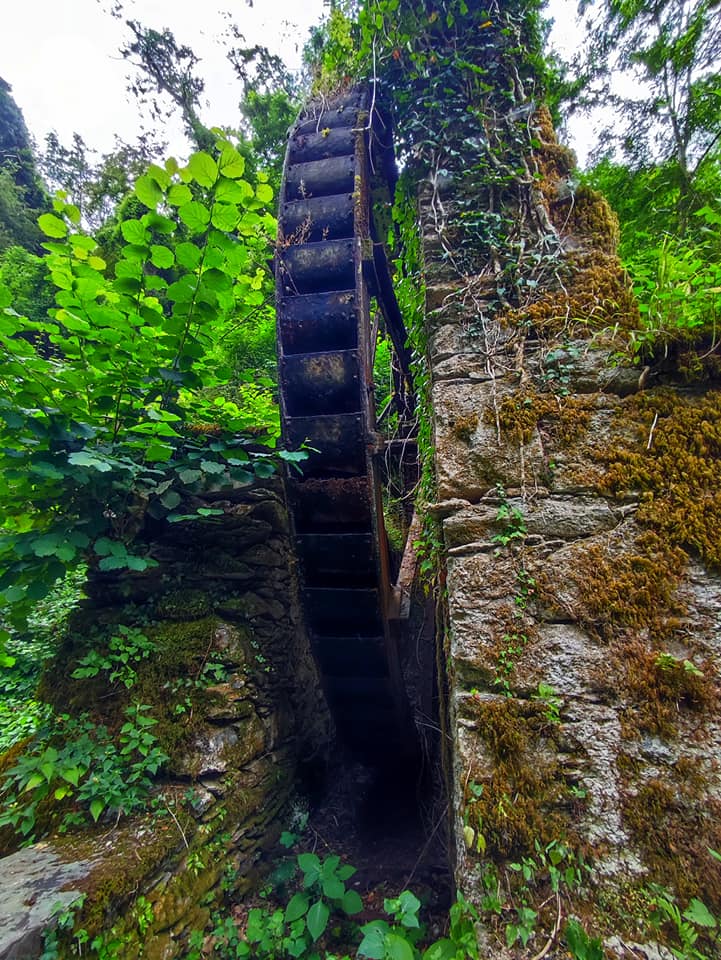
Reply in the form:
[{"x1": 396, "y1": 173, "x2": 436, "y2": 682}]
[
  {"x1": 281, "y1": 350, "x2": 361, "y2": 417},
  {"x1": 285, "y1": 156, "x2": 356, "y2": 201},
  {"x1": 280, "y1": 194, "x2": 355, "y2": 242},
  {"x1": 278, "y1": 291, "x2": 357, "y2": 355},
  {"x1": 285, "y1": 413, "x2": 365, "y2": 476},
  {"x1": 297, "y1": 533, "x2": 376, "y2": 586},
  {"x1": 279, "y1": 239, "x2": 356, "y2": 294}
]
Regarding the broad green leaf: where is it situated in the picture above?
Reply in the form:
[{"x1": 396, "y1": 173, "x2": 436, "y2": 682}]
[
  {"x1": 121, "y1": 219, "x2": 149, "y2": 244},
  {"x1": 146, "y1": 163, "x2": 171, "y2": 189},
  {"x1": 61, "y1": 766, "x2": 83, "y2": 787},
  {"x1": 90, "y1": 799, "x2": 105, "y2": 822},
  {"x1": 188, "y1": 151, "x2": 219, "y2": 187},
  {"x1": 38, "y1": 213, "x2": 68, "y2": 238},
  {"x1": 386, "y1": 933, "x2": 415, "y2": 960},
  {"x1": 135, "y1": 175, "x2": 163, "y2": 209},
  {"x1": 211, "y1": 203, "x2": 239, "y2": 232},
  {"x1": 159, "y1": 490, "x2": 181, "y2": 509},
  {"x1": 178, "y1": 202, "x2": 211, "y2": 234},
  {"x1": 178, "y1": 469, "x2": 202, "y2": 484},
  {"x1": 341, "y1": 889, "x2": 363, "y2": 915},
  {"x1": 306, "y1": 900, "x2": 329, "y2": 942},
  {"x1": 216, "y1": 178, "x2": 254, "y2": 204},
  {"x1": 200, "y1": 460, "x2": 226, "y2": 475},
  {"x1": 150, "y1": 245, "x2": 174, "y2": 269},
  {"x1": 167, "y1": 184, "x2": 193, "y2": 207},
  {"x1": 146, "y1": 442, "x2": 174, "y2": 462},
  {"x1": 322, "y1": 876, "x2": 345, "y2": 899},
  {"x1": 422, "y1": 940, "x2": 457, "y2": 960},
  {"x1": 175, "y1": 242, "x2": 202, "y2": 271},
  {"x1": 219, "y1": 143, "x2": 245, "y2": 178},
  {"x1": 255, "y1": 183, "x2": 274, "y2": 204},
  {"x1": 358, "y1": 922, "x2": 388, "y2": 960},
  {"x1": 68, "y1": 451, "x2": 113, "y2": 472},
  {"x1": 285, "y1": 892, "x2": 309, "y2": 923}
]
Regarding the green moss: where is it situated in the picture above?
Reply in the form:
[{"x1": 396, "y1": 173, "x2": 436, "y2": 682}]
[{"x1": 154, "y1": 589, "x2": 212, "y2": 621}]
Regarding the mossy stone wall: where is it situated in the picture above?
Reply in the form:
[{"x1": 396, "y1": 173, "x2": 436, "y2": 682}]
[
  {"x1": 420, "y1": 110, "x2": 721, "y2": 949},
  {"x1": 0, "y1": 481, "x2": 332, "y2": 959}
]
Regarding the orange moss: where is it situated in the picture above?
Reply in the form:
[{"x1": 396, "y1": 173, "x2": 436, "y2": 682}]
[
  {"x1": 490, "y1": 389, "x2": 595, "y2": 445},
  {"x1": 465, "y1": 698, "x2": 570, "y2": 858},
  {"x1": 600, "y1": 389, "x2": 721, "y2": 569}
]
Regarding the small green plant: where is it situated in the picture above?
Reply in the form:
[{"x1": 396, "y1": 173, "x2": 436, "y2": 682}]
[
  {"x1": 0, "y1": 703, "x2": 168, "y2": 840},
  {"x1": 493, "y1": 631, "x2": 528, "y2": 697},
  {"x1": 649, "y1": 882, "x2": 720, "y2": 960},
  {"x1": 492, "y1": 486, "x2": 527, "y2": 550},
  {"x1": 71, "y1": 625, "x2": 155, "y2": 688},
  {"x1": 532, "y1": 682, "x2": 563, "y2": 724},
  {"x1": 564, "y1": 917, "x2": 604, "y2": 960}
]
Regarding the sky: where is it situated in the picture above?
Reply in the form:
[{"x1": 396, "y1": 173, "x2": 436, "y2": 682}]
[{"x1": 0, "y1": 0, "x2": 598, "y2": 167}]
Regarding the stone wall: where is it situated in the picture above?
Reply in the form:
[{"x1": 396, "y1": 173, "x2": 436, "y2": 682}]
[
  {"x1": 420, "y1": 113, "x2": 721, "y2": 952},
  {"x1": 0, "y1": 481, "x2": 332, "y2": 959}
]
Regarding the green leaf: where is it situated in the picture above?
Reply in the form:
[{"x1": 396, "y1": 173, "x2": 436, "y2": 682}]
[
  {"x1": 322, "y1": 876, "x2": 345, "y2": 899},
  {"x1": 38, "y1": 213, "x2": 68, "y2": 238},
  {"x1": 216, "y1": 178, "x2": 254, "y2": 203},
  {"x1": 159, "y1": 490, "x2": 182, "y2": 509},
  {"x1": 146, "y1": 442, "x2": 174, "y2": 462},
  {"x1": 121, "y1": 219, "x2": 149, "y2": 244},
  {"x1": 219, "y1": 143, "x2": 245, "y2": 178},
  {"x1": 200, "y1": 459, "x2": 226, "y2": 475},
  {"x1": 211, "y1": 203, "x2": 239, "y2": 232},
  {"x1": 306, "y1": 900, "x2": 329, "y2": 942},
  {"x1": 684, "y1": 899, "x2": 717, "y2": 928},
  {"x1": 386, "y1": 933, "x2": 415, "y2": 960},
  {"x1": 341, "y1": 889, "x2": 363, "y2": 915},
  {"x1": 168, "y1": 184, "x2": 193, "y2": 206},
  {"x1": 422, "y1": 940, "x2": 457, "y2": 960},
  {"x1": 178, "y1": 202, "x2": 211, "y2": 234},
  {"x1": 150, "y1": 245, "x2": 174, "y2": 269},
  {"x1": 61, "y1": 766, "x2": 83, "y2": 787},
  {"x1": 255, "y1": 183, "x2": 274, "y2": 205},
  {"x1": 188, "y1": 152, "x2": 219, "y2": 187},
  {"x1": 68, "y1": 451, "x2": 113, "y2": 472},
  {"x1": 90, "y1": 799, "x2": 105, "y2": 822},
  {"x1": 175, "y1": 242, "x2": 202, "y2": 271},
  {"x1": 135, "y1": 175, "x2": 163, "y2": 209},
  {"x1": 178, "y1": 469, "x2": 202, "y2": 484},
  {"x1": 358, "y1": 922, "x2": 389, "y2": 960},
  {"x1": 285, "y1": 892, "x2": 310, "y2": 923}
]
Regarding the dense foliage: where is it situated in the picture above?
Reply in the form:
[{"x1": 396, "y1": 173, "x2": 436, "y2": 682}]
[{"x1": 0, "y1": 138, "x2": 284, "y2": 645}]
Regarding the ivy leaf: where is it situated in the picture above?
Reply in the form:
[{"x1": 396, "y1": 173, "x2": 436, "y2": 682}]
[{"x1": 38, "y1": 214, "x2": 68, "y2": 238}]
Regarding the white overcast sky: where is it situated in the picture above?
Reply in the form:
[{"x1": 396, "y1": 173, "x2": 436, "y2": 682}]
[{"x1": 0, "y1": 0, "x2": 597, "y2": 166}]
